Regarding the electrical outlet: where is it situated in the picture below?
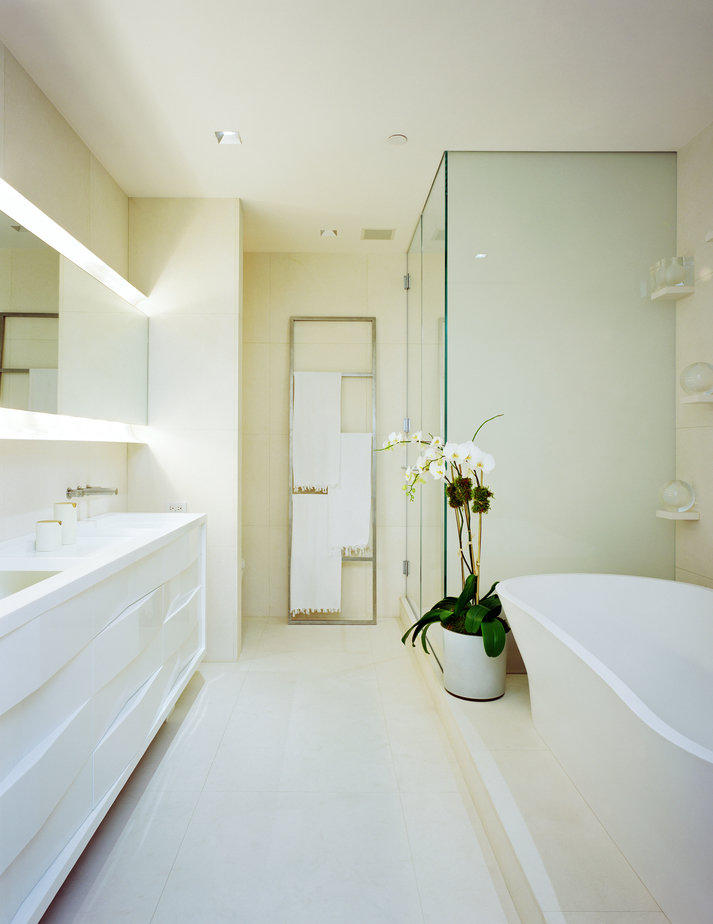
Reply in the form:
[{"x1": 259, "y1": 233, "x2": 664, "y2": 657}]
[{"x1": 167, "y1": 501, "x2": 188, "y2": 513}]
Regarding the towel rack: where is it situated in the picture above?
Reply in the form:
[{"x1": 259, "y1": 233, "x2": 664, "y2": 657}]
[{"x1": 288, "y1": 317, "x2": 377, "y2": 625}]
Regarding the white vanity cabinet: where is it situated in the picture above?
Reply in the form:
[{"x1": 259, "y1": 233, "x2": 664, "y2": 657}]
[{"x1": 0, "y1": 514, "x2": 206, "y2": 924}]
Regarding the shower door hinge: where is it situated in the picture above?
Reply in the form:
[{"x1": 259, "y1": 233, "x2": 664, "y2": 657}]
[
  {"x1": 403, "y1": 273, "x2": 410, "y2": 290},
  {"x1": 403, "y1": 417, "x2": 411, "y2": 433},
  {"x1": 402, "y1": 560, "x2": 410, "y2": 576}
]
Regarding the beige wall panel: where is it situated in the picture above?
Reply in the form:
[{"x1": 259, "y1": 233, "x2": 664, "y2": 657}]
[
  {"x1": 89, "y1": 156, "x2": 129, "y2": 277},
  {"x1": 677, "y1": 119, "x2": 713, "y2": 584},
  {"x1": 3, "y1": 51, "x2": 91, "y2": 245},
  {"x1": 128, "y1": 198, "x2": 241, "y2": 660}
]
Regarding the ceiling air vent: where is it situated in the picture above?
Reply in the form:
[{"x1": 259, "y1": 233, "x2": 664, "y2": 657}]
[{"x1": 361, "y1": 229, "x2": 395, "y2": 241}]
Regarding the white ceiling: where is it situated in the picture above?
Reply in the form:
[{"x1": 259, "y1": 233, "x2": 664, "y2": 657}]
[{"x1": 1, "y1": 0, "x2": 713, "y2": 253}]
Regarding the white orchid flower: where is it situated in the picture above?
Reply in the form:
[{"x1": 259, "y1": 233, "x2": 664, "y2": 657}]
[
  {"x1": 473, "y1": 451, "x2": 495, "y2": 473},
  {"x1": 430, "y1": 435, "x2": 443, "y2": 448},
  {"x1": 430, "y1": 459, "x2": 447, "y2": 480},
  {"x1": 415, "y1": 455, "x2": 427, "y2": 472},
  {"x1": 424, "y1": 443, "x2": 442, "y2": 461},
  {"x1": 443, "y1": 442, "x2": 463, "y2": 464},
  {"x1": 411, "y1": 430, "x2": 424, "y2": 443},
  {"x1": 458, "y1": 441, "x2": 477, "y2": 466}
]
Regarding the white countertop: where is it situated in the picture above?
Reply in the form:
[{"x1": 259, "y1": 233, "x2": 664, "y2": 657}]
[{"x1": 0, "y1": 512, "x2": 206, "y2": 636}]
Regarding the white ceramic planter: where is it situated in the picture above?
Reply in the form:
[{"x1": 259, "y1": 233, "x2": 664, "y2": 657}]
[{"x1": 442, "y1": 627, "x2": 507, "y2": 701}]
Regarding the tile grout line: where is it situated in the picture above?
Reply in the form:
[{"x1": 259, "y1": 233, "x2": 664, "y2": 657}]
[
  {"x1": 371, "y1": 628, "x2": 429, "y2": 924},
  {"x1": 147, "y1": 668, "x2": 249, "y2": 924}
]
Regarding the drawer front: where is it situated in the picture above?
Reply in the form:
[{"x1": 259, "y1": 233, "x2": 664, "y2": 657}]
[
  {"x1": 93, "y1": 666, "x2": 164, "y2": 805},
  {"x1": 0, "y1": 569, "x2": 131, "y2": 718},
  {"x1": 164, "y1": 586, "x2": 200, "y2": 661},
  {"x1": 0, "y1": 700, "x2": 92, "y2": 876},
  {"x1": 0, "y1": 645, "x2": 91, "y2": 784},
  {"x1": 0, "y1": 760, "x2": 92, "y2": 924},
  {"x1": 94, "y1": 586, "x2": 164, "y2": 693},
  {"x1": 93, "y1": 631, "x2": 164, "y2": 747}
]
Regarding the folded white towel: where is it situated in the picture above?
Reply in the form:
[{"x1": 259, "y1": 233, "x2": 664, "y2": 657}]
[
  {"x1": 290, "y1": 494, "x2": 342, "y2": 616},
  {"x1": 328, "y1": 433, "x2": 372, "y2": 555},
  {"x1": 292, "y1": 372, "x2": 342, "y2": 490}
]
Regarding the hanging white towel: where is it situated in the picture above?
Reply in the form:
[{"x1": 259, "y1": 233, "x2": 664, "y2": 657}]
[
  {"x1": 328, "y1": 432, "x2": 372, "y2": 555},
  {"x1": 27, "y1": 368, "x2": 58, "y2": 414},
  {"x1": 290, "y1": 494, "x2": 342, "y2": 616},
  {"x1": 292, "y1": 372, "x2": 342, "y2": 490}
]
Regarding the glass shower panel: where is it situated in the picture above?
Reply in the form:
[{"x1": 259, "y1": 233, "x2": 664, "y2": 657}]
[
  {"x1": 405, "y1": 157, "x2": 446, "y2": 620},
  {"x1": 419, "y1": 159, "x2": 446, "y2": 618},
  {"x1": 405, "y1": 218, "x2": 422, "y2": 613}
]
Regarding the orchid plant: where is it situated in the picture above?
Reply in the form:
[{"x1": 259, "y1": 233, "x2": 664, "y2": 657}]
[{"x1": 380, "y1": 414, "x2": 509, "y2": 657}]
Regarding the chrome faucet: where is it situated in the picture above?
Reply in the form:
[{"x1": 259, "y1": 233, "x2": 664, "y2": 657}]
[{"x1": 66, "y1": 485, "x2": 119, "y2": 499}]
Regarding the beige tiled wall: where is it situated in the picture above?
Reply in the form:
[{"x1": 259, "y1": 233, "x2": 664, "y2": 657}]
[
  {"x1": 128, "y1": 198, "x2": 242, "y2": 660},
  {"x1": 242, "y1": 253, "x2": 407, "y2": 623},
  {"x1": 676, "y1": 121, "x2": 713, "y2": 588}
]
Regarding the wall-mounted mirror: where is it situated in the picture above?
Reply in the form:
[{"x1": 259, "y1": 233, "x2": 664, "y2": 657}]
[{"x1": 0, "y1": 208, "x2": 148, "y2": 424}]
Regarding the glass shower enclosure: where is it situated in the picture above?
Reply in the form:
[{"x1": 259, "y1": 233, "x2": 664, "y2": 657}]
[{"x1": 405, "y1": 151, "x2": 676, "y2": 666}]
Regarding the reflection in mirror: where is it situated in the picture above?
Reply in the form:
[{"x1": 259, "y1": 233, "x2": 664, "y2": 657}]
[
  {"x1": 0, "y1": 212, "x2": 59, "y2": 413},
  {"x1": 0, "y1": 208, "x2": 148, "y2": 424}
]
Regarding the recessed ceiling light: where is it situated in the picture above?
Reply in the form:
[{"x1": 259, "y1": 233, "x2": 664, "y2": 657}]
[
  {"x1": 214, "y1": 130, "x2": 242, "y2": 145},
  {"x1": 386, "y1": 134, "x2": 408, "y2": 146},
  {"x1": 361, "y1": 229, "x2": 395, "y2": 241},
  {"x1": 320, "y1": 229, "x2": 338, "y2": 238},
  {"x1": 475, "y1": 253, "x2": 488, "y2": 259}
]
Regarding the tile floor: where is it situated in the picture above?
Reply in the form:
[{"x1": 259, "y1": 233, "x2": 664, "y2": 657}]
[{"x1": 41, "y1": 616, "x2": 519, "y2": 923}]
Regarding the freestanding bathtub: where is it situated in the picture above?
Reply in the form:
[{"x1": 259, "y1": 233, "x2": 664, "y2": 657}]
[{"x1": 498, "y1": 573, "x2": 713, "y2": 924}]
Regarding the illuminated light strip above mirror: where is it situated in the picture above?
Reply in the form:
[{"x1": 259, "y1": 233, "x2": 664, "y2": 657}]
[
  {"x1": 0, "y1": 407, "x2": 146, "y2": 442},
  {"x1": 0, "y1": 179, "x2": 148, "y2": 312}
]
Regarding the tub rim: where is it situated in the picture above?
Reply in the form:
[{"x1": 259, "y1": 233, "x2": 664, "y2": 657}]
[{"x1": 498, "y1": 572, "x2": 713, "y2": 764}]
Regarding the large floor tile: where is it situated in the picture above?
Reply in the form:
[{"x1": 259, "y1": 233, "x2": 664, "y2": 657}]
[
  {"x1": 401, "y1": 789, "x2": 514, "y2": 924},
  {"x1": 151, "y1": 790, "x2": 426, "y2": 924},
  {"x1": 42, "y1": 789, "x2": 199, "y2": 923}
]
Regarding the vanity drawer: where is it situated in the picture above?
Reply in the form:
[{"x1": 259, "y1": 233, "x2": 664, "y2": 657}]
[
  {"x1": 94, "y1": 586, "x2": 164, "y2": 691},
  {"x1": 0, "y1": 645, "x2": 91, "y2": 783},
  {"x1": 164, "y1": 585, "x2": 200, "y2": 659},
  {"x1": 93, "y1": 666, "x2": 164, "y2": 805},
  {"x1": 0, "y1": 700, "x2": 92, "y2": 877},
  {"x1": 93, "y1": 631, "x2": 163, "y2": 747},
  {"x1": 0, "y1": 760, "x2": 92, "y2": 924}
]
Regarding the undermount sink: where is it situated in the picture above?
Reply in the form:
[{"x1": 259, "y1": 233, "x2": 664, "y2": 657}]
[{"x1": 0, "y1": 570, "x2": 60, "y2": 600}]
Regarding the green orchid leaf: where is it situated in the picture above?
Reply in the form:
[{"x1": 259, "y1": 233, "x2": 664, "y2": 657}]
[
  {"x1": 479, "y1": 580, "x2": 499, "y2": 602},
  {"x1": 420, "y1": 620, "x2": 437, "y2": 653},
  {"x1": 481, "y1": 617, "x2": 507, "y2": 657},
  {"x1": 425, "y1": 599, "x2": 456, "y2": 616},
  {"x1": 464, "y1": 604, "x2": 486, "y2": 634},
  {"x1": 480, "y1": 594, "x2": 502, "y2": 616},
  {"x1": 425, "y1": 608, "x2": 455, "y2": 623},
  {"x1": 401, "y1": 613, "x2": 441, "y2": 649},
  {"x1": 455, "y1": 574, "x2": 476, "y2": 618}
]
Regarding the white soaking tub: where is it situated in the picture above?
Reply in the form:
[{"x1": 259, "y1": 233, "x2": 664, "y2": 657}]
[{"x1": 498, "y1": 573, "x2": 713, "y2": 924}]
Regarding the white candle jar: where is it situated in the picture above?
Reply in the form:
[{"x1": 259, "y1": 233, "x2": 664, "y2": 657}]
[{"x1": 35, "y1": 520, "x2": 62, "y2": 552}]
